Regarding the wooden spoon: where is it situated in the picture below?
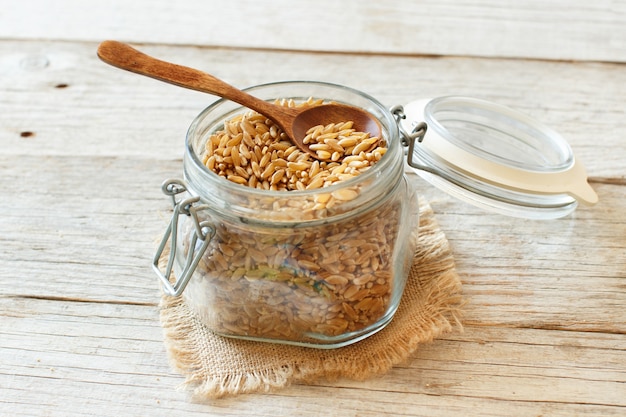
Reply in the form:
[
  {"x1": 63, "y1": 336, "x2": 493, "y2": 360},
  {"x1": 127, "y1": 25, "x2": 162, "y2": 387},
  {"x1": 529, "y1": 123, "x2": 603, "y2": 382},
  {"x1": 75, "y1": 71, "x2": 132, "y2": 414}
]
[{"x1": 96, "y1": 40, "x2": 382, "y2": 160}]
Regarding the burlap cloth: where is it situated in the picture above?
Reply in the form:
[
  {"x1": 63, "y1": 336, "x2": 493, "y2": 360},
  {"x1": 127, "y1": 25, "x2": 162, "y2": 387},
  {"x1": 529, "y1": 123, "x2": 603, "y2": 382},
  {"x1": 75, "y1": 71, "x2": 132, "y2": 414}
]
[{"x1": 158, "y1": 200, "x2": 464, "y2": 399}]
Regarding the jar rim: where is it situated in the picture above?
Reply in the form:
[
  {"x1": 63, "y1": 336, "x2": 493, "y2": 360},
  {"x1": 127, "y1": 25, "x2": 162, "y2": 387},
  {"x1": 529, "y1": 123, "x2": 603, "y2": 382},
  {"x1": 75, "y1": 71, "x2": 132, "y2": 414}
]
[{"x1": 184, "y1": 80, "x2": 400, "y2": 200}]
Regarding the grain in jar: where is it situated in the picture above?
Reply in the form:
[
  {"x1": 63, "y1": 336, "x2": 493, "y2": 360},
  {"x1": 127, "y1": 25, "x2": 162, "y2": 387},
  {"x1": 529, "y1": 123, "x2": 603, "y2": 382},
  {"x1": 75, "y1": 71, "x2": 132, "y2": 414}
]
[{"x1": 161, "y1": 81, "x2": 418, "y2": 348}]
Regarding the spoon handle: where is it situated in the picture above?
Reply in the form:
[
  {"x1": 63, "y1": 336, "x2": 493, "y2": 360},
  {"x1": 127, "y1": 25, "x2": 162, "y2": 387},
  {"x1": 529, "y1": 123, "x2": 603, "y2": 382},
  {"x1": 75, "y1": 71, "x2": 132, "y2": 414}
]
[{"x1": 97, "y1": 40, "x2": 285, "y2": 118}]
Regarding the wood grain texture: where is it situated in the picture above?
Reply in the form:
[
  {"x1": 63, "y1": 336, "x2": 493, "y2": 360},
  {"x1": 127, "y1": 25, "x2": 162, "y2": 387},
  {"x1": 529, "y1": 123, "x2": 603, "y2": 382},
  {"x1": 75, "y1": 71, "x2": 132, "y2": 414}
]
[
  {"x1": 1, "y1": 0, "x2": 625, "y2": 62},
  {"x1": 2, "y1": 296, "x2": 624, "y2": 416},
  {"x1": 1, "y1": 41, "x2": 625, "y2": 178},
  {"x1": 1, "y1": 1, "x2": 625, "y2": 415}
]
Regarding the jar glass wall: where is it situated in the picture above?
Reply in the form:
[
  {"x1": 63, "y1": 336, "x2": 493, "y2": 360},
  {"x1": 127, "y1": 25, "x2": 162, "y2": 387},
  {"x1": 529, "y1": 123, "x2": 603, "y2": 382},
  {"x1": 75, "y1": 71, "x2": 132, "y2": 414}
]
[{"x1": 169, "y1": 81, "x2": 419, "y2": 348}]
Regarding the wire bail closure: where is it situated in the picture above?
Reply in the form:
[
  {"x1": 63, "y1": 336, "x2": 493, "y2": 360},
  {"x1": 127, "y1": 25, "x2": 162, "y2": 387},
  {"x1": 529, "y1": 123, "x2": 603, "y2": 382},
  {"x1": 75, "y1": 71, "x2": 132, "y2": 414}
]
[
  {"x1": 152, "y1": 178, "x2": 215, "y2": 297},
  {"x1": 391, "y1": 105, "x2": 435, "y2": 174}
]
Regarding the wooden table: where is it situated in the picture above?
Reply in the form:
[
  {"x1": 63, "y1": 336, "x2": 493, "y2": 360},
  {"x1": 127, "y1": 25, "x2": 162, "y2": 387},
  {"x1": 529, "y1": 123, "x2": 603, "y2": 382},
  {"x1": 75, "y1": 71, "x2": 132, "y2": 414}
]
[{"x1": 1, "y1": 1, "x2": 625, "y2": 415}]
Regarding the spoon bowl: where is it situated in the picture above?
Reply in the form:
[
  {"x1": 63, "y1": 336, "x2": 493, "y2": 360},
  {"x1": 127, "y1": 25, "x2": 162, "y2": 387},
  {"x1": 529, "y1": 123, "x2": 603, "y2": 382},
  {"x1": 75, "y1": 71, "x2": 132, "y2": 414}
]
[{"x1": 97, "y1": 41, "x2": 382, "y2": 160}]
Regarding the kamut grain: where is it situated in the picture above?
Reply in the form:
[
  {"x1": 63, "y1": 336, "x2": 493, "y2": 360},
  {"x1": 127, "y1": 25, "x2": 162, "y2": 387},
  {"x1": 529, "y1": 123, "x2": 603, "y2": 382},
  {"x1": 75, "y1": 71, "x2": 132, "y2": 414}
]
[
  {"x1": 181, "y1": 98, "x2": 407, "y2": 343},
  {"x1": 202, "y1": 99, "x2": 386, "y2": 200}
]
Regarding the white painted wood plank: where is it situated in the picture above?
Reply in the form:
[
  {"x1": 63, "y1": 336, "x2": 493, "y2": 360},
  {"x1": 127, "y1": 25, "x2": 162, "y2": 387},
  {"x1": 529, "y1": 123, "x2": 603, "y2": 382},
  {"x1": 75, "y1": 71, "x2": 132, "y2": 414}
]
[
  {"x1": 1, "y1": 41, "x2": 624, "y2": 178},
  {"x1": 1, "y1": 297, "x2": 624, "y2": 416},
  {"x1": 1, "y1": 0, "x2": 625, "y2": 62}
]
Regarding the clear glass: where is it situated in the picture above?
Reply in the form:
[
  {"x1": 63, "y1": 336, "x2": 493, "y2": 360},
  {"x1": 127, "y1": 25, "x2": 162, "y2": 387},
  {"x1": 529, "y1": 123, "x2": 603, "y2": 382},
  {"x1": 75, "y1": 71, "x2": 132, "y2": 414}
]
[
  {"x1": 174, "y1": 81, "x2": 419, "y2": 348},
  {"x1": 412, "y1": 96, "x2": 580, "y2": 219},
  {"x1": 424, "y1": 96, "x2": 574, "y2": 172}
]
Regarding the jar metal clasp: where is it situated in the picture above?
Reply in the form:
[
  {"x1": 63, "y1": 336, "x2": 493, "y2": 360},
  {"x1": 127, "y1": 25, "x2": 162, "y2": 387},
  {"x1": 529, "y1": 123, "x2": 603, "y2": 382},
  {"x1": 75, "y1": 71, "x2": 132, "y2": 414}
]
[
  {"x1": 152, "y1": 179, "x2": 215, "y2": 297},
  {"x1": 391, "y1": 105, "x2": 437, "y2": 175}
]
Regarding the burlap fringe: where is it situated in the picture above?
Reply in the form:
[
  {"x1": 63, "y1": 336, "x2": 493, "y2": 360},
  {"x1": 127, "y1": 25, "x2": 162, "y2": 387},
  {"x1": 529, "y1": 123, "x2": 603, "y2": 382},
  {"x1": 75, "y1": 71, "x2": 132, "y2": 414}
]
[{"x1": 159, "y1": 200, "x2": 464, "y2": 399}]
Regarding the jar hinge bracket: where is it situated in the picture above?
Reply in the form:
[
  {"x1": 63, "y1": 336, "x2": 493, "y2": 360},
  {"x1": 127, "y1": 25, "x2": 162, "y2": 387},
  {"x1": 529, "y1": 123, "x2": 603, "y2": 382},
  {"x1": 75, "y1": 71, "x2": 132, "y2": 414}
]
[
  {"x1": 391, "y1": 105, "x2": 438, "y2": 175},
  {"x1": 152, "y1": 179, "x2": 215, "y2": 297}
]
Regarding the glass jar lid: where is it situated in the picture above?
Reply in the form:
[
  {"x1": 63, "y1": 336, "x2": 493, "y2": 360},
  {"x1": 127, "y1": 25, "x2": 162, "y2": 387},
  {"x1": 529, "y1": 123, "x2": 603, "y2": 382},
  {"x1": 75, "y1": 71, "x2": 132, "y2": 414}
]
[{"x1": 399, "y1": 96, "x2": 598, "y2": 219}]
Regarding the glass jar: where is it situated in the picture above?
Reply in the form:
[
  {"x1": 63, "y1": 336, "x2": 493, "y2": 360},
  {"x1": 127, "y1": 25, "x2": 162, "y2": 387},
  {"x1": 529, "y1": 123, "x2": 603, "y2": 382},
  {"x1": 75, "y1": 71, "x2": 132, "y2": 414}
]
[
  {"x1": 154, "y1": 81, "x2": 419, "y2": 348},
  {"x1": 153, "y1": 81, "x2": 598, "y2": 349}
]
